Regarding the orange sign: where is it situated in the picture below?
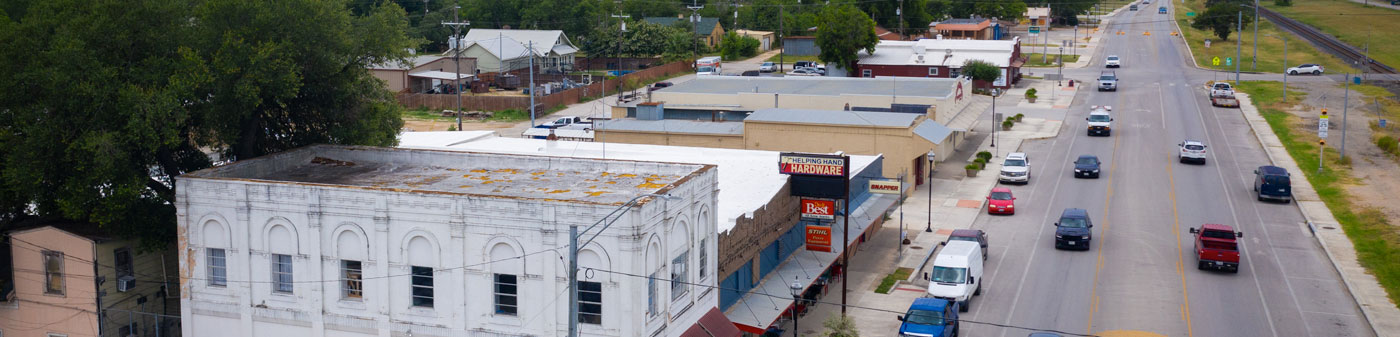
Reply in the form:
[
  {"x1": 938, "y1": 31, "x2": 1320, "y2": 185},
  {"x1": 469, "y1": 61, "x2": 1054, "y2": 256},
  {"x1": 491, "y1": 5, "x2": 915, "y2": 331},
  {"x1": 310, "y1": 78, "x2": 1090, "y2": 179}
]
[
  {"x1": 800, "y1": 198, "x2": 836, "y2": 220},
  {"x1": 806, "y1": 224, "x2": 833, "y2": 252}
]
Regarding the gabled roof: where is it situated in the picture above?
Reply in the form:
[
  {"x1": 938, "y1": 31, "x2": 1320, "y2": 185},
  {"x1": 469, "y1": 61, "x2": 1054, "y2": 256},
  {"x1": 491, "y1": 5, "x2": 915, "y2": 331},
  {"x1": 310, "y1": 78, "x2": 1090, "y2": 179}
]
[
  {"x1": 455, "y1": 36, "x2": 535, "y2": 60},
  {"x1": 644, "y1": 16, "x2": 722, "y2": 36},
  {"x1": 461, "y1": 29, "x2": 576, "y2": 56},
  {"x1": 368, "y1": 55, "x2": 446, "y2": 71},
  {"x1": 3, "y1": 216, "x2": 112, "y2": 243}
]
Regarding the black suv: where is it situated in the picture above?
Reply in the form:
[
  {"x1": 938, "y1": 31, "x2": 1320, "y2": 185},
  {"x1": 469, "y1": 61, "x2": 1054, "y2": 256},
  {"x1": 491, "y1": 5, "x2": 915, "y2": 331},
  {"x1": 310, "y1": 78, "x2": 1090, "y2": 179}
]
[
  {"x1": 1253, "y1": 166, "x2": 1292, "y2": 203},
  {"x1": 1054, "y1": 208, "x2": 1094, "y2": 250}
]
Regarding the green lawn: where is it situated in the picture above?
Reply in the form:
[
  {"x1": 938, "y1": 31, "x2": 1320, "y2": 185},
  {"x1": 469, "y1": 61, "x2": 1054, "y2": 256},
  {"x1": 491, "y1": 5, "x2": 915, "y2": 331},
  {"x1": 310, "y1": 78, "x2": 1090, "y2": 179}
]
[
  {"x1": 1236, "y1": 81, "x2": 1400, "y2": 310},
  {"x1": 1264, "y1": 0, "x2": 1400, "y2": 70},
  {"x1": 1023, "y1": 53, "x2": 1081, "y2": 67},
  {"x1": 1173, "y1": 0, "x2": 1358, "y2": 73},
  {"x1": 874, "y1": 267, "x2": 914, "y2": 294},
  {"x1": 404, "y1": 108, "x2": 457, "y2": 121},
  {"x1": 764, "y1": 54, "x2": 822, "y2": 64}
]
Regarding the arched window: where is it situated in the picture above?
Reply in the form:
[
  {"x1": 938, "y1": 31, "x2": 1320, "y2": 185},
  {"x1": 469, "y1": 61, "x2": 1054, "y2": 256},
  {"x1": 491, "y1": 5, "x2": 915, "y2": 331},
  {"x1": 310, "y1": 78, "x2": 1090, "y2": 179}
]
[
  {"x1": 266, "y1": 224, "x2": 296, "y2": 294},
  {"x1": 576, "y1": 248, "x2": 607, "y2": 325},
  {"x1": 489, "y1": 242, "x2": 520, "y2": 316},
  {"x1": 202, "y1": 220, "x2": 229, "y2": 287},
  {"x1": 336, "y1": 230, "x2": 366, "y2": 300},
  {"x1": 406, "y1": 236, "x2": 436, "y2": 308},
  {"x1": 669, "y1": 221, "x2": 690, "y2": 301}
]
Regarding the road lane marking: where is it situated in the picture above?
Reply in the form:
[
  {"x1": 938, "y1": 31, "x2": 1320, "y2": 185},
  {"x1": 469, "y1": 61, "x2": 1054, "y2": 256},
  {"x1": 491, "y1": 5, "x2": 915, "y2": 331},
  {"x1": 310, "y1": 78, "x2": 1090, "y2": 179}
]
[
  {"x1": 1085, "y1": 115, "x2": 1122, "y2": 335},
  {"x1": 1166, "y1": 151, "x2": 1195, "y2": 337},
  {"x1": 1189, "y1": 85, "x2": 1285, "y2": 337}
]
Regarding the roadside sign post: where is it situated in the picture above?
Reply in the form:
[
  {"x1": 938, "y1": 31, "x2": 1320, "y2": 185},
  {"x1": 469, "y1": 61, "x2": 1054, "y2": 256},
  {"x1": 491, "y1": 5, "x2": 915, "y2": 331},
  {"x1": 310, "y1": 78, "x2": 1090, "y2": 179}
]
[
  {"x1": 1212, "y1": 57, "x2": 1220, "y2": 66},
  {"x1": 1319, "y1": 110, "x2": 1329, "y2": 173}
]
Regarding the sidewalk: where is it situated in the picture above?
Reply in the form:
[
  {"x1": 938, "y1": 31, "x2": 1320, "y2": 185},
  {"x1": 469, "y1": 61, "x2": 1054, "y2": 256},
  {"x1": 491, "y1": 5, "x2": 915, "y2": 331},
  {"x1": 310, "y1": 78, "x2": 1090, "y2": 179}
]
[
  {"x1": 1023, "y1": 0, "x2": 1131, "y2": 69},
  {"x1": 783, "y1": 115, "x2": 1062, "y2": 336},
  {"x1": 1237, "y1": 93, "x2": 1400, "y2": 336},
  {"x1": 1005, "y1": 78, "x2": 1080, "y2": 109}
]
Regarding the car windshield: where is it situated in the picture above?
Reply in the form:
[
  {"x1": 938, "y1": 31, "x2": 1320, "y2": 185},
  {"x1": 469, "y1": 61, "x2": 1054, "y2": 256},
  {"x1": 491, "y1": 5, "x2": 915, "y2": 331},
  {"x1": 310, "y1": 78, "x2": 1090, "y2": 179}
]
[
  {"x1": 1099, "y1": 75, "x2": 1115, "y2": 80},
  {"x1": 904, "y1": 309, "x2": 945, "y2": 325},
  {"x1": 1060, "y1": 217, "x2": 1088, "y2": 228},
  {"x1": 1088, "y1": 114, "x2": 1111, "y2": 122},
  {"x1": 1004, "y1": 159, "x2": 1026, "y2": 167},
  {"x1": 1076, "y1": 157, "x2": 1098, "y2": 165},
  {"x1": 697, "y1": 66, "x2": 715, "y2": 72},
  {"x1": 1107, "y1": 56, "x2": 1119, "y2": 60},
  {"x1": 990, "y1": 192, "x2": 1013, "y2": 200},
  {"x1": 1264, "y1": 175, "x2": 1290, "y2": 185},
  {"x1": 1185, "y1": 144, "x2": 1205, "y2": 150},
  {"x1": 929, "y1": 266, "x2": 967, "y2": 284},
  {"x1": 762, "y1": 62, "x2": 773, "y2": 66},
  {"x1": 950, "y1": 236, "x2": 978, "y2": 243}
]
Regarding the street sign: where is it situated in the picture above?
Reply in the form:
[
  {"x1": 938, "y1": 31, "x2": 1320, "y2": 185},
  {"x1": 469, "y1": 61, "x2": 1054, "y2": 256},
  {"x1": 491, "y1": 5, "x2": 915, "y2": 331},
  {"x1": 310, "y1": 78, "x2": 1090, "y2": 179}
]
[
  {"x1": 1212, "y1": 57, "x2": 1220, "y2": 65},
  {"x1": 1226, "y1": 57, "x2": 1233, "y2": 66},
  {"x1": 1029, "y1": 26, "x2": 1040, "y2": 36},
  {"x1": 1319, "y1": 115, "x2": 1330, "y2": 138},
  {"x1": 1187, "y1": 12, "x2": 1196, "y2": 16}
]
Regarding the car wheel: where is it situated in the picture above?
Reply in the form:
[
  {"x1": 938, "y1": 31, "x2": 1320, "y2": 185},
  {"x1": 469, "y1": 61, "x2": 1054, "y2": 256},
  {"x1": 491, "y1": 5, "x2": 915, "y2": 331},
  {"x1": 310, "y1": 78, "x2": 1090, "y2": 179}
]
[
  {"x1": 974, "y1": 284, "x2": 982, "y2": 296},
  {"x1": 1230, "y1": 266, "x2": 1240, "y2": 273},
  {"x1": 1289, "y1": 70, "x2": 1298, "y2": 75},
  {"x1": 960, "y1": 300, "x2": 970, "y2": 312},
  {"x1": 1257, "y1": 194, "x2": 1266, "y2": 202},
  {"x1": 1198, "y1": 261, "x2": 1207, "y2": 270},
  {"x1": 1283, "y1": 198, "x2": 1291, "y2": 204},
  {"x1": 1313, "y1": 70, "x2": 1321, "y2": 75}
]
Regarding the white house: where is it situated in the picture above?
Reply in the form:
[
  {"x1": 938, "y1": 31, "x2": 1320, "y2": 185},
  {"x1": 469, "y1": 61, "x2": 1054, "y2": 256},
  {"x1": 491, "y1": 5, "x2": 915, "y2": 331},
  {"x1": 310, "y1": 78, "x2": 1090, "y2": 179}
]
[
  {"x1": 449, "y1": 29, "x2": 579, "y2": 74},
  {"x1": 176, "y1": 145, "x2": 723, "y2": 337}
]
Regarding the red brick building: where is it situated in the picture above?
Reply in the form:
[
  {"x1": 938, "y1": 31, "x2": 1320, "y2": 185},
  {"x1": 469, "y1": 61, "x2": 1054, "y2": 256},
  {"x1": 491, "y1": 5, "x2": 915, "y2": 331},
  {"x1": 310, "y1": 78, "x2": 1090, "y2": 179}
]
[{"x1": 852, "y1": 36, "x2": 1023, "y2": 90}]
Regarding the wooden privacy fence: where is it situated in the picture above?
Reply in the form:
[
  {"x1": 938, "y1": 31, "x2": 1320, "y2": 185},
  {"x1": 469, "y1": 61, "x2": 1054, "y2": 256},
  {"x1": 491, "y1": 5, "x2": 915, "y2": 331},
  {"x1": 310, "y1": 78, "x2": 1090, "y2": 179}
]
[{"x1": 397, "y1": 60, "x2": 692, "y2": 112}]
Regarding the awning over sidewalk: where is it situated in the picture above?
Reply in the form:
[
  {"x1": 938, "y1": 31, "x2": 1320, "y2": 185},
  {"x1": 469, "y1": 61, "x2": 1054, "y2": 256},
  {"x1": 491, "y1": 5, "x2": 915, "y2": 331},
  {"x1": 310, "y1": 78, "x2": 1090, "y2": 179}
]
[
  {"x1": 913, "y1": 119, "x2": 954, "y2": 145},
  {"x1": 724, "y1": 193, "x2": 898, "y2": 333},
  {"x1": 945, "y1": 102, "x2": 982, "y2": 132},
  {"x1": 682, "y1": 307, "x2": 744, "y2": 337}
]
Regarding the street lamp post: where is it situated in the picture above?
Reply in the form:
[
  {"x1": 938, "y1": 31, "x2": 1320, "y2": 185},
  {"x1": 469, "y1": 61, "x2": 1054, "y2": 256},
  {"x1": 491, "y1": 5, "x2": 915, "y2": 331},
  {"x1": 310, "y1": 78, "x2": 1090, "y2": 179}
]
[
  {"x1": 925, "y1": 150, "x2": 935, "y2": 233},
  {"x1": 789, "y1": 278, "x2": 803, "y2": 337}
]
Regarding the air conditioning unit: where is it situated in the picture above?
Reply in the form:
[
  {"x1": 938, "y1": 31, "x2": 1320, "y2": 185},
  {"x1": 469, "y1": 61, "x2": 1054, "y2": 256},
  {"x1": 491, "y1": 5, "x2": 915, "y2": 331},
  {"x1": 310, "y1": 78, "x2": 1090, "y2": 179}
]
[{"x1": 117, "y1": 275, "x2": 136, "y2": 292}]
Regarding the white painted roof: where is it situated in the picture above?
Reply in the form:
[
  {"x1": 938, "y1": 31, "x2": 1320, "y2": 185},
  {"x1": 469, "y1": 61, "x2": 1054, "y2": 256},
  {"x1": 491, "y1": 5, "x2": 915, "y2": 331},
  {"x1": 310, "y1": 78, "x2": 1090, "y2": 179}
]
[
  {"x1": 369, "y1": 55, "x2": 446, "y2": 70},
  {"x1": 860, "y1": 38, "x2": 1019, "y2": 68},
  {"x1": 462, "y1": 29, "x2": 575, "y2": 56},
  {"x1": 396, "y1": 133, "x2": 879, "y2": 233},
  {"x1": 407, "y1": 71, "x2": 475, "y2": 81},
  {"x1": 456, "y1": 35, "x2": 535, "y2": 60}
]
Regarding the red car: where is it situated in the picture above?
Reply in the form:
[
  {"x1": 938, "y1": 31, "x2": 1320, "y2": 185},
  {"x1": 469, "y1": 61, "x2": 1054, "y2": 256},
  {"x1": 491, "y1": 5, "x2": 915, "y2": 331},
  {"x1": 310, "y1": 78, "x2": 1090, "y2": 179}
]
[{"x1": 987, "y1": 187, "x2": 1016, "y2": 215}]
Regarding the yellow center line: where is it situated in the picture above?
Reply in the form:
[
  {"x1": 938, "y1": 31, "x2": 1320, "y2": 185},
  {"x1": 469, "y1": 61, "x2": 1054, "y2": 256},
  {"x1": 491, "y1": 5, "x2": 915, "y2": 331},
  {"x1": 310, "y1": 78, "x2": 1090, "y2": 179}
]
[
  {"x1": 1167, "y1": 141, "x2": 1196, "y2": 337},
  {"x1": 1086, "y1": 128, "x2": 1121, "y2": 335}
]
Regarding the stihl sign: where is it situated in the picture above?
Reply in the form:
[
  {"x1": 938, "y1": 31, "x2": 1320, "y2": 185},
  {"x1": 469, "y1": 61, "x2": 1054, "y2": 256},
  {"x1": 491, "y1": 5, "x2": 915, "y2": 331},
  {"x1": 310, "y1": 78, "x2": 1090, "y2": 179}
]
[
  {"x1": 805, "y1": 224, "x2": 832, "y2": 252},
  {"x1": 801, "y1": 198, "x2": 835, "y2": 220}
]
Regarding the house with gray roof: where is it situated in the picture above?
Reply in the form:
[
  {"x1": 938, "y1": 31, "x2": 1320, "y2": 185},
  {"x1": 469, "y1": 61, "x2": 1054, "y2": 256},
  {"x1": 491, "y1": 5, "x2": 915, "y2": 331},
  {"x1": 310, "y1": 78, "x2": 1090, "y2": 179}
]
[
  {"x1": 447, "y1": 29, "x2": 578, "y2": 73},
  {"x1": 644, "y1": 16, "x2": 725, "y2": 48}
]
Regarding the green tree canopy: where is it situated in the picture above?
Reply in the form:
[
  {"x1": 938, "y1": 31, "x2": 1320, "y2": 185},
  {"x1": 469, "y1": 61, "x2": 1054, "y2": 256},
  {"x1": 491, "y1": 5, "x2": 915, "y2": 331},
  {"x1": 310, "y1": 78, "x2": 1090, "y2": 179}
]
[
  {"x1": 720, "y1": 32, "x2": 761, "y2": 60},
  {"x1": 815, "y1": 4, "x2": 878, "y2": 70},
  {"x1": 0, "y1": 0, "x2": 415, "y2": 249},
  {"x1": 962, "y1": 59, "x2": 1002, "y2": 83},
  {"x1": 1192, "y1": 2, "x2": 1253, "y2": 41}
]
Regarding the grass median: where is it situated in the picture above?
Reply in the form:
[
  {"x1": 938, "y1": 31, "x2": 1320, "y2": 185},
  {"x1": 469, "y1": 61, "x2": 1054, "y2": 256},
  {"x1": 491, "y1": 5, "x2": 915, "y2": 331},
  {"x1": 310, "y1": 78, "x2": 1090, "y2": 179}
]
[
  {"x1": 1023, "y1": 53, "x2": 1080, "y2": 67},
  {"x1": 1171, "y1": 0, "x2": 1357, "y2": 73},
  {"x1": 1236, "y1": 81, "x2": 1400, "y2": 309}
]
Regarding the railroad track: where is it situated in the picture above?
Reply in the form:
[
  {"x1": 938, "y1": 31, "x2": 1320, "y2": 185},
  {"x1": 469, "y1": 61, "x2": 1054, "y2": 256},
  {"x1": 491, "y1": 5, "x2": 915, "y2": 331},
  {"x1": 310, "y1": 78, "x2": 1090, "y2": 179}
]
[{"x1": 1257, "y1": 6, "x2": 1398, "y2": 76}]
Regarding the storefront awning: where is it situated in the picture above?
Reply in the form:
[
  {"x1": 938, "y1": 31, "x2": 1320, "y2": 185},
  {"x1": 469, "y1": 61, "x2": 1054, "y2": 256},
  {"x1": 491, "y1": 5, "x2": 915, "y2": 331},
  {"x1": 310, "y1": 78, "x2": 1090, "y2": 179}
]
[
  {"x1": 913, "y1": 119, "x2": 954, "y2": 145},
  {"x1": 682, "y1": 307, "x2": 743, "y2": 337}
]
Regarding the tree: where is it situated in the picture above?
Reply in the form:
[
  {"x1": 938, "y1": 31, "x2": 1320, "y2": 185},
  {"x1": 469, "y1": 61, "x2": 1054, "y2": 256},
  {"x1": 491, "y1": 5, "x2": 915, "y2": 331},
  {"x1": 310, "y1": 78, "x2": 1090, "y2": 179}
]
[
  {"x1": 822, "y1": 313, "x2": 861, "y2": 337},
  {"x1": 962, "y1": 59, "x2": 1002, "y2": 84},
  {"x1": 859, "y1": 0, "x2": 933, "y2": 37},
  {"x1": 1274, "y1": 0, "x2": 1292, "y2": 6},
  {"x1": 0, "y1": 0, "x2": 415, "y2": 249},
  {"x1": 1192, "y1": 2, "x2": 1252, "y2": 41},
  {"x1": 719, "y1": 32, "x2": 760, "y2": 60},
  {"x1": 815, "y1": 4, "x2": 878, "y2": 70}
]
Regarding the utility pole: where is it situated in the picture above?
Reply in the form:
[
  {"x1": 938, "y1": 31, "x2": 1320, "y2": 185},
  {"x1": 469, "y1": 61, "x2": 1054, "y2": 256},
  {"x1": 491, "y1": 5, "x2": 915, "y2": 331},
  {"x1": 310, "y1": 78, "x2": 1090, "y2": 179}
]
[
  {"x1": 780, "y1": 1, "x2": 786, "y2": 73},
  {"x1": 529, "y1": 41, "x2": 536, "y2": 127},
  {"x1": 613, "y1": 7, "x2": 631, "y2": 104},
  {"x1": 688, "y1": 1, "x2": 704, "y2": 62},
  {"x1": 733, "y1": 2, "x2": 742, "y2": 29},
  {"x1": 1282, "y1": 35, "x2": 1288, "y2": 102},
  {"x1": 1342, "y1": 72, "x2": 1350, "y2": 159},
  {"x1": 442, "y1": 6, "x2": 469, "y2": 131},
  {"x1": 898, "y1": 0, "x2": 905, "y2": 40},
  {"x1": 1252, "y1": 0, "x2": 1258, "y2": 71},
  {"x1": 1236, "y1": 11, "x2": 1242, "y2": 85}
]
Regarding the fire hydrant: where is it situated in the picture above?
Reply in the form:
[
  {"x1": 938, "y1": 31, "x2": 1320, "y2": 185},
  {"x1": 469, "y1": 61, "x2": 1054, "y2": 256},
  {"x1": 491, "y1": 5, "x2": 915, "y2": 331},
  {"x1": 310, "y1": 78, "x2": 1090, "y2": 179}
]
[{"x1": 1068, "y1": 79, "x2": 1075, "y2": 87}]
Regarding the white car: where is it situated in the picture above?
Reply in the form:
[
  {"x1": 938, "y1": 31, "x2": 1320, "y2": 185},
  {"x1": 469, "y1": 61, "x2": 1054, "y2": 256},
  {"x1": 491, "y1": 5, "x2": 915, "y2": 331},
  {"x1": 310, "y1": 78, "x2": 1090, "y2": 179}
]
[
  {"x1": 998, "y1": 152, "x2": 1031, "y2": 184},
  {"x1": 759, "y1": 62, "x2": 776, "y2": 73},
  {"x1": 787, "y1": 68, "x2": 821, "y2": 76},
  {"x1": 1287, "y1": 64, "x2": 1324, "y2": 75},
  {"x1": 1106, "y1": 55, "x2": 1121, "y2": 68},
  {"x1": 1179, "y1": 140, "x2": 1208, "y2": 164}
]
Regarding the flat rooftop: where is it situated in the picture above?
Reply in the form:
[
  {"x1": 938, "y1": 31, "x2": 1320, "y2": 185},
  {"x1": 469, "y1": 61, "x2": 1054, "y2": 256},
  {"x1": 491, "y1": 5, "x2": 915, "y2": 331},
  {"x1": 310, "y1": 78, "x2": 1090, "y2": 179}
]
[
  {"x1": 745, "y1": 108, "x2": 921, "y2": 127},
  {"x1": 183, "y1": 145, "x2": 709, "y2": 206},
  {"x1": 597, "y1": 119, "x2": 744, "y2": 135},
  {"x1": 656, "y1": 76, "x2": 959, "y2": 99},
  {"x1": 396, "y1": 133, "x2": 880, "y2": 233}
]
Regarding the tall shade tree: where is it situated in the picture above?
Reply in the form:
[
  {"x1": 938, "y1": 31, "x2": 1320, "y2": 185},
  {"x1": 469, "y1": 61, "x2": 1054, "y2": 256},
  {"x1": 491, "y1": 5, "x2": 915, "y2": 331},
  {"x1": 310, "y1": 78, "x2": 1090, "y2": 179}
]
[
  {"x1": 961, "y1": 59, "x2": 1002, "y2": 88},
  {"x1": 815, "y1": 4, "x2": 878, "y2": 70},
  {"x1": 0, "y1": 0, "x2": 415, "y2": 249}
]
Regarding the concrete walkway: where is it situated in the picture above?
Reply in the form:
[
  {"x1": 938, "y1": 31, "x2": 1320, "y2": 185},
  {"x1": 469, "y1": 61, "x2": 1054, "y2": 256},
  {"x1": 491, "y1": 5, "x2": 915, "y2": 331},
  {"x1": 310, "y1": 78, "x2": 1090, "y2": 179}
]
[
  {"x1": 1006, "y1": 78, "x2": 1080, "y2": 109},
  {"x1": 1236, "y1": 93, "x2": 1400, "y2": 336}
]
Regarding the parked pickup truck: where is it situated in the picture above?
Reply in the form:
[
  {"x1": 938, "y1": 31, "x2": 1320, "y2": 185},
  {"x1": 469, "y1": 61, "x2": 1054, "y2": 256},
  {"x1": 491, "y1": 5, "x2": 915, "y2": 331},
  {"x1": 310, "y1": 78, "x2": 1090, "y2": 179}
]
[
  {"x1": 539, "y1": 116, "x2": 592, "y2": 129},
  {"x1": 1189, "y1": 224, "x2": 1244, "y2": 273},
  {"x1": 1209, "y1": 83, "x2": 1239, "y2": 107}
]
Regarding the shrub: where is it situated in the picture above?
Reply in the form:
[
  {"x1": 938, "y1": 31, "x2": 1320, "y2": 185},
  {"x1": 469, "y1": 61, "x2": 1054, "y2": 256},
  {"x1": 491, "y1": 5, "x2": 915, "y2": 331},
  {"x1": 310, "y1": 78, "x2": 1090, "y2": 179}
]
[
  {"x1": 965, "y1": 163, "x2": 980, "y2": 170},
  {"x1": 1015, "y1": 113, "x2": 1025, "y2": 119},
  {"x1": 1025, "y1": 88, "x2": 1038, "y2": 97},
  {"x1": 973, "y1": 157, "x2": 988, "y2": 169},
  {"x1": 447, "y1": 125, "x2": 457, "y2": 131},
  {"x1": 1005, "y1": 117, "x2": 1016, "y2": 123},
  {"x1": 976, "y1": 150, "x2": 993, "y2": 161},
  {"x1": 1003, "y1": 120, "x2": 1014, "y2": 128},
  {"x1": 1378, "y1": 135, "x2": 1399, "y2": 156}
]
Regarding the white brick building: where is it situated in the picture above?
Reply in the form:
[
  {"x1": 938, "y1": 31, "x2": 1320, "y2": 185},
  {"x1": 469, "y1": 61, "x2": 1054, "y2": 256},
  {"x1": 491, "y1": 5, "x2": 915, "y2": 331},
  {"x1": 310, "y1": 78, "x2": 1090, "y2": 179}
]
[{"x1": 176, "y1": 145, "x2": 721, "y2": 337}]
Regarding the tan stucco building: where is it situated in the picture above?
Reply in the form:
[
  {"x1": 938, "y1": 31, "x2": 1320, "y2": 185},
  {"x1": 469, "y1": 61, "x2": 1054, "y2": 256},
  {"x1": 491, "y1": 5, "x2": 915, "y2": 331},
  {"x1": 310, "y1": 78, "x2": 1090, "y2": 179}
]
[
  {"x1": 1, "y1": 220, "x2": 180, "y2": 337},
  {"x1": 369, "y1": 55, "x2": 476, "y2": 94}
]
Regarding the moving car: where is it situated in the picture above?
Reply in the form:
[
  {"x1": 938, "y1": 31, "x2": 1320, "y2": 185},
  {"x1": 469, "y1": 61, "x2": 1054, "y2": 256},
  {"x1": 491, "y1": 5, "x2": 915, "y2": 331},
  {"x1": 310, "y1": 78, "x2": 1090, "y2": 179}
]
[
  {"x1": 1098, "y1": 71, "x2": 1118, "y2": 91},
  {"x1": 998, "y1": 152, "x2": 1031, "y2": 184},
  {"x1": 947, "y1": 229, "x2": 989, "y2": 260},
  {"x1": 759, "y1": 62, "x2": 776, "y2": 73},
  {"x1": 1287, "y1": 64, "x2": 1324, "y2": 75},
  {"x1": 1130, "y1": 4, "x2": 1138, "y2": 10},
  {"x1": 1106, "y1": 55, "x2": 1122, "y2": 68},
  {"x1": 1159, "y1": 6, "x2": 1167, "y2": 13},
  {"x1": 1210, "y1": 82, "x2": 1235, "y2": 97},
  {"x1": 787, "y1": 68, "x2": 821, "y2": 76},
  {"x1": 1253, "y1": 165, "x2": 1293, "y2": 203},
  {"x1": 1178, "y1": 140, "x2": 1208, "y2": 164},
  {"x1": 987, "y1": 187, "x2": 1016, "y2": 215},
  {"x1": 1073, "y1": 155, "x2": 1101, "y2": 178},
  {"x1": 1054, "y1": 208, "x2": 1094, "y2": 250},
  {"x1": 926, "y1": 241, "x2": 984, "y2": 312},
  {"x1": 1086, "y1": 107, "x2": 1113, "y2": 136},
  {"x1": 897, "y1": 298, "x2": 960, "y2": 337},
  {"x1": 1189, "y1": 224, "x2": 1244, "y2": 273}
]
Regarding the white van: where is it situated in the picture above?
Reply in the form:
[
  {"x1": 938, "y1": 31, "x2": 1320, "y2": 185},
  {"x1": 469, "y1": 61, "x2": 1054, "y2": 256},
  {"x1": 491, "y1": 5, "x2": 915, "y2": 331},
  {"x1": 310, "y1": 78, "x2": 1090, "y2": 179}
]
[
  {"x1": 696, "y1": 56, "x2": 722, "y2": 75},
  {"x1": 925, "y1": 240, "x2": 984, "y2": 312}
]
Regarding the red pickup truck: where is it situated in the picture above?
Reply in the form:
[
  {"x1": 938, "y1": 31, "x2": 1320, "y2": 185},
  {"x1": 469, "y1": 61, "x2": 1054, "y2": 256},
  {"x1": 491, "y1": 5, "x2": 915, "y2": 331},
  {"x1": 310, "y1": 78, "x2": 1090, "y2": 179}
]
[{"x1": 1189, "y1": 224, "x2": 1244, "y2": 273}]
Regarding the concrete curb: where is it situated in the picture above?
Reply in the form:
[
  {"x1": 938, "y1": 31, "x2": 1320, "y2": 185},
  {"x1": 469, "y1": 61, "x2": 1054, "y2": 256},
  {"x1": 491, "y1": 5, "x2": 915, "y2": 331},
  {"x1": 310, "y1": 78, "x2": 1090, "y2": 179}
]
[
  {"x1": 1236, "y1": 93, "x2": 1400, "y2": 336},
  {"x1": 1166, "y1": 2, "x2": 1209, "y2": 71}
]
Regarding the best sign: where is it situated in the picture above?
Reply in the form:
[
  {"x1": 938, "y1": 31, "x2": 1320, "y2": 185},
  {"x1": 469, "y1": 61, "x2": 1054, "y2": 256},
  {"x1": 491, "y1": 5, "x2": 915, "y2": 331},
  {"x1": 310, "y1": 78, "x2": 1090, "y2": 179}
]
[{"x1": 800, "y1": 198, "x2": 836, "y2": 220}]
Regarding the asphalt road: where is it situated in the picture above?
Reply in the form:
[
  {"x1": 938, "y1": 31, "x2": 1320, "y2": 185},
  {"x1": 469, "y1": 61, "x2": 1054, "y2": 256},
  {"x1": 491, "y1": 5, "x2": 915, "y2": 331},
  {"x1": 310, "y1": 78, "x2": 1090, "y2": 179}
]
[{"x1": 946, "y1": 2, "x2": 1375, "y2": 336}]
